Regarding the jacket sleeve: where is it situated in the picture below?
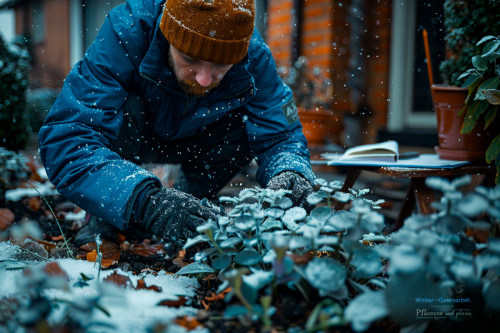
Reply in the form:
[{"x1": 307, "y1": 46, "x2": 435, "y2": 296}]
[
  {"x1": 244, "y1": 31, "x2": 315, "y2": 186},
  {"x1": 38, "y1": 0, "x2": 161, "y2": 229}
]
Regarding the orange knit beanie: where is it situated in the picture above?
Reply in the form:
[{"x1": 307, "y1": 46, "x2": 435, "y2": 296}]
[{"x1": 160, "y1": 0, "x2": 255, "y2": 64}]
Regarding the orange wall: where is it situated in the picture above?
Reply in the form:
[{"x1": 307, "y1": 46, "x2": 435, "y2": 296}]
[
  {"x1": 266, "y1": 0, "x2": 294, "y2": 68},
  {"x1": 15, "y1": 0, "x2": 70, "y2": 88},
  {"x1": 266, "y1": 0, "x2": 392, "y2": 141}
]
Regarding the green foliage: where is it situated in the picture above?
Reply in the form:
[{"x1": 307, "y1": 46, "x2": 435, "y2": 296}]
[
  {"x1": 0, "y1": 147, "x2": 28, "y2": 208},
  {"x1": 181, "y1": 176, "x2": 500, "y2": 331},
  {"x1": 0, "y1": 34, "x2": 31, "y2": 150},
  {"x1": 25, "y1": 88, "x2": 58, "y2": 132},
  {"x1": 439, "y1": 0, "x2": 500, "y2": 86},
  {"x1": 458, "y1": 35, "x2": 500, "y2": 183}
]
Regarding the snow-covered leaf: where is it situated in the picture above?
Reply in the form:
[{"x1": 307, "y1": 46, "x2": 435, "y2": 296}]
[
  {"x1": 327, "y1": 210, "x2": 356, "y2": 230},
  {"x1": 345, "y1": 291, "x2": 388, "y2": 332},
  {"x1": 351, "y1": 248, "x2": 383, "y2": 278},
  {"x1": 305, "y1": 258, "x2": 346, "y2": 293},
  {"x1": 234, "y1": 215, "x2": 256, "y2": 231},
  {"x1": 233, "y1": 250, "x2": 262, "y2": 266},
  {"x1": 212, "y1": 254, "x2": 232, "y2": 271},
  {"x1": 275, "y1": 197, "x2": 293, "y2": 209},
  {"x1": 242, "y1": 270, "x2": 274, "y2": 291},
  {"x1": 261, "y1": 218, "x2": 282, "y2": 231},
  {"x1": 175, "y1": 261, "x2": 216, "y2": 275},
  {"x1": 309, "y1": 206, "x2": 332, "y2": 222},
  {"x1": 388, "y1": 245, "x2": 424, "y2": 275},
  {"x1": 306, "y1": 191, "x2": 326, "y2": 205},
  {"x1": 283, "y1": 207, "x2": 306, "y2": 222},
  {"x1": 265, "y1": 207, "x2": 284, "y2": 218}
]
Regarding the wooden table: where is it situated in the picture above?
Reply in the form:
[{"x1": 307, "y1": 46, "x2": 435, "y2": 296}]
[{"x1": 333, "y1": 164, "x2": 497, "y2": 229}]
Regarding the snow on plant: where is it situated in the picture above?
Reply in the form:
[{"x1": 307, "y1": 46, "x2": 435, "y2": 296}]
[
  {"x1": 179, "y1": 179, "x2": 389, "y2": 330},
  {"x1": 0, "y1": 147, "x2": 28, "y2": 193},
  {"x1": 0, "y1": 254, "x2": 111, "y2": 331},
  {"x1": 180, "y1": 176, "x2": 500, "y2": 332}
]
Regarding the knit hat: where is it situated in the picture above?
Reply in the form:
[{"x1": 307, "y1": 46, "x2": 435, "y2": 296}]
[{"x1": 160, "y1": 0, "x2": 255, "y2": 64}]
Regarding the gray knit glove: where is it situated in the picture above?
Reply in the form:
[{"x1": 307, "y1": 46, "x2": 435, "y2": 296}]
[
  {"x1": 266, "y1": 171, "x2": 314, "y2": 212},
  {"x1": 139, "y1": 187, "x2": 220, "y2": 249}
]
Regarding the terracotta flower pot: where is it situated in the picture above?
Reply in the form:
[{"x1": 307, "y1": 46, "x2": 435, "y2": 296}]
[
  {"x1": 432, "y1": 85, "x2": 497, "y2": 161},
  {"x1": 298, "y1": 108, "x2": 343, "y2": 146}
]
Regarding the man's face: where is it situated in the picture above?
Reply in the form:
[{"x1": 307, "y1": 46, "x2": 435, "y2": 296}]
[{"x1": 168, "y1": 46, "x2": 233, "y2": 97}]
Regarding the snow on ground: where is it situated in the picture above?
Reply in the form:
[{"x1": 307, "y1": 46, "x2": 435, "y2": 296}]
[{"x1": 0, "y1": 241, "x2": 208, "y2": 332}]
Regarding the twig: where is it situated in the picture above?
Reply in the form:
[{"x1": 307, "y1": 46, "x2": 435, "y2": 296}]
[{"x1": 27, "y1": 180, "x2": 75, "y2": 259}]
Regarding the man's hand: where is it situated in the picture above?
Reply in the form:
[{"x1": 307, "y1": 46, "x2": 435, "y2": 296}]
[
  {"x1": 266, "y1": 171, "x2": 314, "y2": 212},
  {"x1": 139, "y1": 187, "x2": 220, "y2": 249}
]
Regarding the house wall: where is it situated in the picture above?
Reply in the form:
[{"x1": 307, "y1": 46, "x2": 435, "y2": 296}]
[
  {"x1": 13, "y1": 0, "x2": 70, "y2": 88},
  {"x1": 266, "y1": 0, "x2": 392, "y2": 143},
  {"x1": 9, "y1": 0, "x2": 394, "y2": 143},
  {"x1": 266, "y1": 0, "x2": 294, "y2": 68}
]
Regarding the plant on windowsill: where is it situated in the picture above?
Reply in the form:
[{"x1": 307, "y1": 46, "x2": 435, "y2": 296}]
[
  {"x1": 279, "y1": 56, "x2": 343, "y2": 146},
  {"x1": 431, "y1": 0, "x2": 500, "y2": 172}
]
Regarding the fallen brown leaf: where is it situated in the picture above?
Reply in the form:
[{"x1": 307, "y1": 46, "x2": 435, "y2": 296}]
[
  {"x1": 117, "y1": 233, "x2": 126, "y2": 244},
  {"x1": 173, "y1": 316, "x2": 203, "y2": 331},
  {"x1": 104, "y1": 271, "x2": 134, "y2": 288},
  {"x1": 0, "y1": 208, "x2": 14, "y2": 230},
  {"x1": 50, "y1": 235, "x2": 65, "y2": 242},
  {"x1": 136, "y1": 278, "x2": 162, "y2": 292},
  {"x1": 173, "y1": 257, "x2": 191, "y2": 269},
  {"x1": 43, "y1": 262, "x2": 68, "y2": 279},
  {"x1": 26, "y1": 196, "x2": 42, "y2": 212},
  {"x1": 79, "y1": 240, "x2": 121, "y2": 263},
  {"x1": 86, "y1": 249, "x2": 118, "y2": 268},
  {"x1": 26, "y1": 158, "x2": 43, "y2": 182},
  {"x1": 173, "y1": 249, "x2": 190, "y2": 269},
  {"x1": 19, "y1": 240, "x2": 49, "y2": 259},
  {"x1": 157, "y1": 296, "x2": 187, "y2": 307},
  {"x1": 201, "y1": 287, "x2": 232, "y2": 310},
  {"x1": 131, "y1": 243, "x2": 165, "y2": 257},
  {"x1": 27, "y1": 236, "x2": 58, "y2": 252}
]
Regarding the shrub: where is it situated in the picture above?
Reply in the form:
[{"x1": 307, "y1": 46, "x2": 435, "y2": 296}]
[
  {"x1": 439, "y1": 0, "x2": 500, "y2": 86},
  {"x1": 0, "y1": 34, "x2": 31, "y2": 150},
  {"x1": 25, "y1": 88, "x2": 58, "y2": 132}
]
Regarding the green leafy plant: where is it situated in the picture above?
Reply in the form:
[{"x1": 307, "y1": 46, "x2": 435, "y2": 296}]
[
  {"x1": 439, "y1": 0, "x2": 500, "y2": 86},
  {"x1": 0, "y1": 34, "x2": 31, "y2": 150},
  {"x1": 25, "y1": 88, "x2": 58, "y2": 132},
  {"x1": 179, "y1": 175, "x2": 500, "y2": 332},
  {"x1": 178, "y1": 181, "x2": 390, "y2": 330},
  {"x1": 0, "y1": 147, "x2": 28, "y2": 207},
  {"x1": 458, "y1": 35, "x2": 500, "y2": 183}
]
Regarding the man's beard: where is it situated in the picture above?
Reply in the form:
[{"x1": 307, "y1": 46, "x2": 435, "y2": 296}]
[
  {"x1": 167, "y1": 50, "x2": 221, "y2": 97},
  {"x1": 178, "y1": 79, "x2": 220, "y2": 97}
]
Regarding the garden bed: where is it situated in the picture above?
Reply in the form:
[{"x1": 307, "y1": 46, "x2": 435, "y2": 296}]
[{"x1": 1, "y1": 148, "x2": 500, "y2": 332}]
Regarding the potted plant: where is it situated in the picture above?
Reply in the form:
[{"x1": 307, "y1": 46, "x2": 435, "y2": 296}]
[
  {"x1": 458, "y1": 35, "x2": 500, "y2": 183},
  {"x1": 432, "y1": 0, "x2": 500, "y2": 170},
  {"x1": 280, "y1": 56, "x2": 343, "y2": 146}
]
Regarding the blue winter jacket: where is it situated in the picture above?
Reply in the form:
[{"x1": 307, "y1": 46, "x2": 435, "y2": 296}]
[{"x1": 38, "y1": 0, "x2": 314, "y2": 229}]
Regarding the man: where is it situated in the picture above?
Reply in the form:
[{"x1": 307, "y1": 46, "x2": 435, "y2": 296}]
[{"x1": 38, "y1": 0, "x2": 315, "y2": 248}]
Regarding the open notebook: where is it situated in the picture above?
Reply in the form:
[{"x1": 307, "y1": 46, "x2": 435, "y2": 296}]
[{"x1": 320, "y1": 141, "x2": 471, "y2": 169}]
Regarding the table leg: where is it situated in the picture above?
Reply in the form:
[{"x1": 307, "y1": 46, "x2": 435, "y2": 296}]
[
  {"x1": 412, "y1": 177, "x2": 435, "y2": 215},
  {"x1": 334, "y1": 167, "x2": 362, "y2": 211},
  {"x1": 395, "y1": 183, "x2": 416, "y2": 230},
  {"x1": 395, "y1": 177, "x2": 436, "y2": 229}
]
